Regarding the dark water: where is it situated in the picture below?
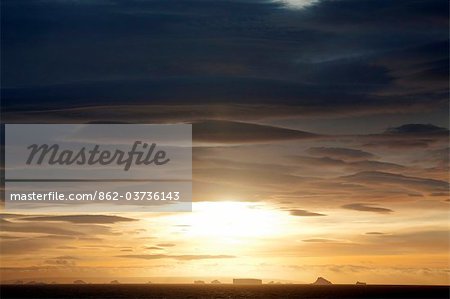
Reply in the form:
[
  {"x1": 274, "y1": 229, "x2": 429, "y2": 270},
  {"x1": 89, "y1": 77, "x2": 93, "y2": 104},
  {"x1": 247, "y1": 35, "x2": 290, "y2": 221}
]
[{"x1": 1, "y1": 284, "x2": 449, "y2": 299}]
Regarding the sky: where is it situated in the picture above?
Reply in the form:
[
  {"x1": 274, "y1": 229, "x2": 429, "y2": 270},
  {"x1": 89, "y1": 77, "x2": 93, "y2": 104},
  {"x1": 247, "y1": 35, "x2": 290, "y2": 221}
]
[{"x1": 1, "y1": 0, "x2": 449, "y2": 285}]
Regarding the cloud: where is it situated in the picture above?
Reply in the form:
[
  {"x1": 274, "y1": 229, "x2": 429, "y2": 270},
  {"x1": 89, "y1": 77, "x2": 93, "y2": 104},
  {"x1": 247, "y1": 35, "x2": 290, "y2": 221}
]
[
  {"x1": 0, "y1": 214, "x2": 25, "y2": 219},
  {"x1": 2, "y1": 0, "x2": 447, "y2": 124},
  {"x1": 292, "y1": 229, "x2": 450, "y2": 257},
  {"x1": 193, "y1": 157, "x2": 313, "y2": 195},
  {"x1": 0, "y1": 222, "x2": 85, "y2": 236},
  {"x1": 54, "y1": 256, "x2": 79, "y2": 260},
  {"x1": 155, "y1": 243, "x2": 176, "y2": 247},
  {"x1": 375, "y1": 41, "x2": 449, "y2": 92},
  {"x1": 384, "y1": 124, "x2": 448, "y2": 135},
  {"x1": 1, "y1": 238, "x2": 64, "y2": 254},
  {"x1": 290, "y1": 156, "x2": 405, "y2": 172},
  {"x1": 193, "y1": 120, "x2": 319, "y2": 144},
  {"x1": 0, "y1": 216, "x2": 121, "y2": 243},
  {"x1": 342, "y1": 203, "x2": 393, "y2": 214},
  {"x1": 431, "y1": 192, "x2": 449, "y2": 197},
  {"x1": 289, "y1": 209, "x2": 326, "y2": 216},
  {"x1": 302, "y1": 238, "x2": 334, "y2": 242},
  {"x1": 22, "y1": 215, "x2": 137, "y2": 224},
  {"x1": 0, "y1": 235, "x2": 21, "y2": 240},
  {"x1": 378, "y1": 230, "x2": 450, "y2": 252},
  {"x1": 44, "y1": 257, "x2": 77, "y2": 266},
  {"x1": 298, "y1": 0, "x2": 448, "y2": 29},
  {"x1": 342, "y1": 171, "x2": 449, "y2": 193},
  {"x1": 359, "y1": 124, "x2": 449, "y2": 149},
  {"x1": 280, "y1": 0, "x2": 318, "y2": 9},
  {"x1": 307, "y1": 147, "x2": 376, "y2": 161},
  {"x1": 361, "y1": 139, "x2": 434, "y2": 149},
  {"x1": 117, "y1": 254, "x2": 235, "y2": 261},
  {"x1": 145, "y1": 246, "x2": 163, "y2": 250},
  {"x1": 419, "y1": 148, "x2": 449, "y2": 169}
]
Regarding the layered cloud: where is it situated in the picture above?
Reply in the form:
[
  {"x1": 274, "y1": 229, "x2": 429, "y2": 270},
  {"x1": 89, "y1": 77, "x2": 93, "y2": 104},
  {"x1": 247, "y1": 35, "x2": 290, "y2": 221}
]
[
  {"x1": 306, "y1": 147, "x2": 376, "y2": 161},
  {"x1": 341, "y1": 203, "x2": 393, "y2": 214},
  {"x1": 0, "y1": 0, "x2": 448, "y2": 285},
  {"x1": 342, "y1": 171, "x2": 449, "y2": 194},
  {"x1": 193, "y1": 120, "x2": 319, "y2": 144},
  {"x1": 20, "y1": 215, "x2": 137, "y2": 224},
  {"x1": 289, "y1": 209, "x2": 326, "y2": 217},
  {"x1": 116, "y1": 254, "x2": 235, "y2": 261},
  {"x1": 2, "y1": 0, "x2": 448, "y2": 124}
]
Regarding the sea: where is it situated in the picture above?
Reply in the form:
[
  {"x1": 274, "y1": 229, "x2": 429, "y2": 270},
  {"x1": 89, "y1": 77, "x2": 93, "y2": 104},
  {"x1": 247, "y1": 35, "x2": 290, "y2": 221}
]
[{"x1": 1, "y1": 284, "x2": 449, "y2": 299}]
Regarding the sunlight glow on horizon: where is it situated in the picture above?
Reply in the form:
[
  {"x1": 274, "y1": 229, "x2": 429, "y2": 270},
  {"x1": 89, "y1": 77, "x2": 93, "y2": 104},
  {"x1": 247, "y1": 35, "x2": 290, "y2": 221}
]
[{"x1": 182, "y1": 201, "x2": 286, "y2": 239}]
